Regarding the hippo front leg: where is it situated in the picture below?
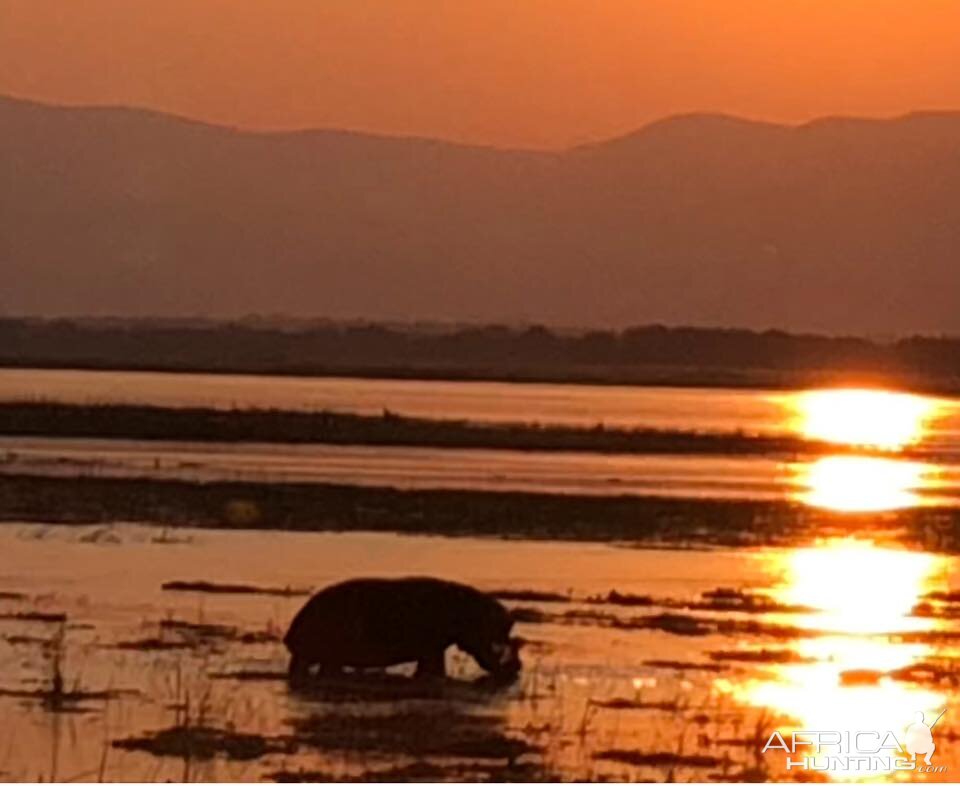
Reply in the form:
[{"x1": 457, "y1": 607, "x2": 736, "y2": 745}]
[
  {"x1": 415, "y1": 649, "x2": 447, "y2": 679},
  {"x1": 288, "y1": 654, "x2": 312, "y2": 686}
]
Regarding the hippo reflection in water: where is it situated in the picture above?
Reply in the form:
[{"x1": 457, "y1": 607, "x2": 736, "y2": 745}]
[{"x1": 284, "y1": 577, "x2": 521, "y2": 683}]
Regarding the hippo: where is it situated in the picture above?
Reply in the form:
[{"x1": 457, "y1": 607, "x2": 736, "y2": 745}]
[{"x1": 284, "y1": 577, "x2": 520, "y2": 683}]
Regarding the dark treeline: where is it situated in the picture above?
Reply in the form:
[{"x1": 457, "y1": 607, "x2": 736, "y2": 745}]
[{"x1": 2, "y1": 318, "x2": 960, "y2": 388}]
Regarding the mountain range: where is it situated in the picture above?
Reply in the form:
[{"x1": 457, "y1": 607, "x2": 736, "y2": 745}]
[{"x1": 3, "y1": 94, "x2": 959, "y2": 334}]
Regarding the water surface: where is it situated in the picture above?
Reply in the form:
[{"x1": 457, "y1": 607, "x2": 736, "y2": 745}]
[
  {"x1": 1, "y1": 526, "x2": 958, "y2": 781},
  {"x1": 3, "y1": 374, "x2": 960, "y2": 511}
]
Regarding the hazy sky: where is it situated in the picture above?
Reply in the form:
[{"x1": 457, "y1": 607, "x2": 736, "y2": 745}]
[{"x1": 3, "y1": 0, "x2": 960, "y2": 149}]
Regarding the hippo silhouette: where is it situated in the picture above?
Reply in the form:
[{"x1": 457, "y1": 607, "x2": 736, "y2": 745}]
[{"x1": 284, "y1": 577, "x2": 520, "y2": 683}]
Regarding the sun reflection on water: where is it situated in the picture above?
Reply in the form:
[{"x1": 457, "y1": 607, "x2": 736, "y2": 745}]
[
  {"x1": 782, "y1": 389, "x2": 945, "y2": 512},
  {"x1": 791, "y1": 389, "x2": 938, "y2": 450},
  {"x1": 719, "y1": 540, "x2": 948, "y2": 779},
  {"x1": 778, "y1": 541, "x2": 939, "y2": 634},
  {"x1": 796, "y1": 455, "x2": 933, "y2": 512}
]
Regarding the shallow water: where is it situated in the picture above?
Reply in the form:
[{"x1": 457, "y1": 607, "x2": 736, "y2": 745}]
[
  {"x1": 2, "y1": 524, "x2": 960, "y2": 782},
  {"x1": 4, "y1": 435, "x2": 960, "y2": 510},
  {"x1": 0, "y1": 435, "x2": 834, "y2": 500},
  {"x1": 0, "y1": 368, "x2": 791, "y2": 431},
  {"x1": 4, "y1": 371, "x2": 960, "y2": 514}
]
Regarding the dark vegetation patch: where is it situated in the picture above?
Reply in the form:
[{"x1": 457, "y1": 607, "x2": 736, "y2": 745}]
[
  {"x1": 0, "y1": 686, "x2": 136, "y2": 713},
  {"x1": 0, "y1": 401, "x2": 847, "y2": 458},
  {"x1": 840, "y1": 660, "x2": 960, "y2": 687},
  {"x1": 515, "y1": 585, "x2": 809, "y2": 615},
  {"x1": 158, "y1": 618, "x2": 280, "y2": 644},
  {"x1": 0, "y1": 610, "x2": 67, "y2": 623},
  {"x1": 586, "y1": 590, "x2": 655, "y2": 607},
  {"x1": 1, "y1": 633, "x2": 51, "y2": 646},
  {"x1": 590, "y1": 697, "x2": 681, "y2": 712},
  {"x1": 594, "y1": 749, "x2": 723, "y2": 769},
  {"x1": 923, "y1": 591, "x2": 960, "y2": 603},
  {"x1": 510, "y1": 606, "x2": 812, "y2": 639},
  {"x1": 643, "y1": 659, "x2": 729, "y2": 673},
  {"x1": 892, "y1": 629, "x2": 960, "y2": 644},
  {"x1": 109, "y1": 638, "x2": 195, "y2": 652},
  {"x1": 678, "y1": 588, "x2": 814, "y2": 615},
  {"x1": 161, "y1": 580, "x2": 310, "y2": 597},
  {"x1": 112, "y1": 725, "x2": 293, "y2": 761},
  {"x1": 913, "y1": 601, "x2": 960, "y2": 619},
  {"x1": 708, "y1": 649, "x2": 814, "y2": 664},
  {"x1": 2, "y1": 472, "x2": 953, "y2": 550},
  {"x1": 106, "y1": 618, "x2": 279, "y2": 652},
  {"x1": 272, "y1": 760, "x2": 557, "y2": 783},
  {"x1": 159, "y1": 619, "x2": 238, "y2": 639},
  {"x1": 632, "y1": 613, "x2": 716, "y2": 636},
  {"x1": 889, "y1": 661, "x2": 960, "y2": 686}
]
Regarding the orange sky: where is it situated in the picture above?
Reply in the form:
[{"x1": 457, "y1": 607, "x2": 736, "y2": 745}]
[{"x1": 2, "y1": 0, "x2": 960, "y2": 149}]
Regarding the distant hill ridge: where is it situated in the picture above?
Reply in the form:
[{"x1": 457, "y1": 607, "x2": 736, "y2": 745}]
[{"x1": 3, "y1": 94, "x2": 960, "y2": 334}]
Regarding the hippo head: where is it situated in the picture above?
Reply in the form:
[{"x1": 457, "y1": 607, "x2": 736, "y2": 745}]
[{"x1": 455, "y1": 596, "x2": 521, "y2": 679}]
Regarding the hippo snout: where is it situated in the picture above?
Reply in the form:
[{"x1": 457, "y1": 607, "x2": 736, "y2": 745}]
[{"x1": 475, "y1": 637, "x2": 522, "y2": 679}]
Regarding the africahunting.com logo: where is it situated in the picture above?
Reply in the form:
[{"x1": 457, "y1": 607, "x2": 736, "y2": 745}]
[{"x1": 762, "y1": 710, "x2": 947, "y2": 774}]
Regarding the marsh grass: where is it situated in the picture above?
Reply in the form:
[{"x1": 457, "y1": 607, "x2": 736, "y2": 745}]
[
  {"x1": 0, "y1": 401, "x2": 848, "y2": 458},
  {"x1": 5, "y1": 471, "x2": 955, "y2": 553}
]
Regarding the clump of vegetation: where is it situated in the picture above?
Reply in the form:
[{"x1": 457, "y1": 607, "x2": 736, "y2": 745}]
[
  {"x1": 272, "y1": 759, "x2": 561, "y2": 782},
  {"x1": 682, "y1": 587, "x2": 814, "y2": 614},
  {"x1": 489, "y1": 589, "x2": 571, "y2": 603},
  {"x1": 107, "y1": 614, "x2": 280, "y2": 653},
  {"x1": 595, "y1": 749, "x2": 723, "y2": 768},
  {"x1": 159, "y1": 617, "x2": 280, "y2": 644},
  {"x1": 110, "y1": 637, "x2": 194, "y2": 652},
  {"x1": 112, "y1": 725, "x2": 290, "y2": 761},
  {"x1": 0, "y1": 610, "x2": 67, "y2": 623},
  {"x1": 586, "y1": 589, "x2": 655, "y2": 607},
  {"x1": 590, "y1": 697, "x2": 681, "y2": 712},
  {"x1": 643, "y1": 659, "x2": 729, "y2": 673},
  {"x1": 708, "y1": 649, "x2": 814, "y2": 664},
  {"x1": 161, "y1": 579, "x2": 310, "y2": 597}
]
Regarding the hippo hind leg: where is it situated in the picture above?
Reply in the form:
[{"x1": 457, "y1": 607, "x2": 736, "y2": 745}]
[{"x1": 415, "y1": 649, "x2": 447, "y2": 679}]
